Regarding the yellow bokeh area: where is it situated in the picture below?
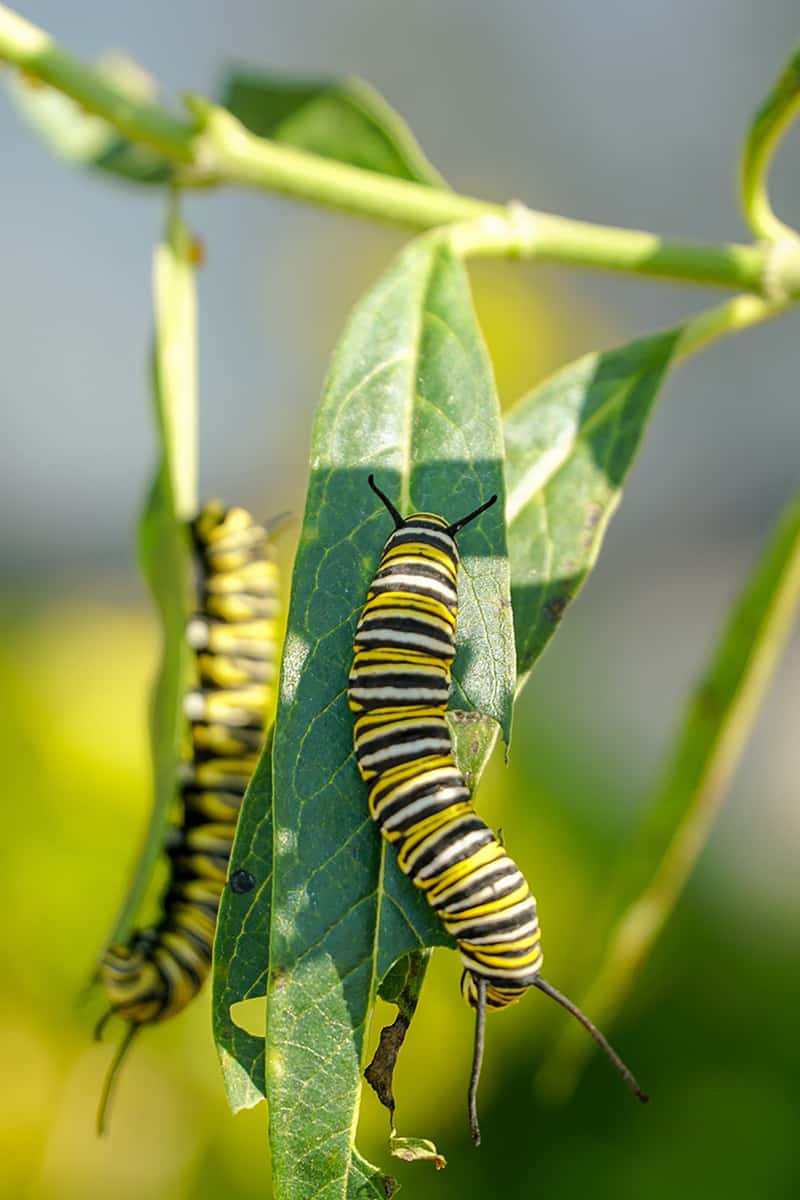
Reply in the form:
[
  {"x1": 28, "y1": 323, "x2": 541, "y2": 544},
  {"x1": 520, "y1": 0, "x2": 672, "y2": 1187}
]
[{"x1": 468, "y1": 260, "x2": 610, "y2": 408}]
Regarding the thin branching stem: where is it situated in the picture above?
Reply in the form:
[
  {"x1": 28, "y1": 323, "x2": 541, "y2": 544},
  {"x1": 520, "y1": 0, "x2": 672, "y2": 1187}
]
[{"x1": 3, "y1": 3, "x2": 800, "y2": 300}]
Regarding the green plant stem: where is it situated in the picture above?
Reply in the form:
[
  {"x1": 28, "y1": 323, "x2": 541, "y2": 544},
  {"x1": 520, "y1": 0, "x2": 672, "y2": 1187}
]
[
  {"x1": 185, "y1": 101, "x2": 778, "y2": 294},
  {"x1": 675, "y1": 292, "x2": 791, "y2": 361},
  {"x1": 0, "y1": 4, "x2": 195, "y2": 159},
  {"x1": 453, "y1": 215, "x2": 790, "y2": 363},
  {"x1": 3, "y1": 3, "x2": 800, "y2": 299},
  {"x1": 153, "y1": 194, "x2": 198, "y2": 521},
  {"x1": 740, "y1": 46, "x2": 800, "y2": 241},
  {"x1": 441, "y1": 206, "x2": 770, "y2": 291}
]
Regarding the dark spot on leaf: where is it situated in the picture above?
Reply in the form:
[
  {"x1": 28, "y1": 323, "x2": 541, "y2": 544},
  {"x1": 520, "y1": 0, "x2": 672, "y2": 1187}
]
[
  {"x1": 544, "y1": 595, "x2": 569, "y2": 623},
  {"x1": 269, "y1": 966, "x2": 288, "y2": 992},
  {"x1": 585, "y1": 502, "x2": 603, "y2": 532},
  {"x1": 582, "y1": 503, "x2": 605, "y2": 550},
  {"x1": 382, "y1": 1174, "x2": 399, "y2": 1198},
  {"x1": 189, "y1": 234, "x2": 206, "y2": 267},
  {"x1": 229, "y1": 868, "x2": 256, "y2": 894},
  {"x1": 449, "y1": 709, "x2": 484, "y2": 725}
]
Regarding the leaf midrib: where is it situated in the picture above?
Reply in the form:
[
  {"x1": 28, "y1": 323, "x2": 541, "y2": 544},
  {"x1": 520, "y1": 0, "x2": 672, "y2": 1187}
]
[{"x1": 362, "y1": 244, "x2": 437, "y2": 1086}]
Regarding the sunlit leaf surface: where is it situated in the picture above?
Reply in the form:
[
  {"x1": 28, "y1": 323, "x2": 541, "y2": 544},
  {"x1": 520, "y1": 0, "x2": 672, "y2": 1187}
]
[
  {"x1": 211, "y1": 236, "x2": 511, "y2": 1194},
  {"x1": 504, "y1": 331, "x2": 679, "y2": 688}
]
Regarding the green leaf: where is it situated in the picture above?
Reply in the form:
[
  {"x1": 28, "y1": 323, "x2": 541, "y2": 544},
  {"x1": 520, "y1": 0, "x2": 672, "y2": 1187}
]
[
  {"x1": 388, "y1": 1135, "x2": 446, "y2": 1171},
  {"x1": 620, "y1": 487, "x2": 800, "y2": 910},
  {"x1": 220, "y1": 70, "x2": 446, "y2": 185},
  {"x1": 104, "y1": 203, "x2": 197, "y2": 946},
  {"x1": 621, "y1": 489, "x2": 800, "y2": 908},
  {"x1": 8, "y1": 52, "x2": 174, "y2": 183},
  {"x1": 212, "y1": 742, "x2": 273, "y2": 1111},
  {"x1": 536, "y1": 487, "x2": 800, "y2": 1101},
  {"x1": 504, "y1": 330, "x2": 680, "y2": 689},
  {"x1": 263, "y1": 236, "x2": 512, "y2": 1196},
  {"x1": 741, "y1": 44, "x2": 800, "y2": 240}
]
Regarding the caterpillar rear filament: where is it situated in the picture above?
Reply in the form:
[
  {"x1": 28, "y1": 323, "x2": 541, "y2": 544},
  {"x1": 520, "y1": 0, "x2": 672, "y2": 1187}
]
[
  {"x1": 96, "y1": 502, "x2": 278, "y2": 1132},
  {"x1": 349, "y1": 475, "x2": 647, "y2": 1144}
]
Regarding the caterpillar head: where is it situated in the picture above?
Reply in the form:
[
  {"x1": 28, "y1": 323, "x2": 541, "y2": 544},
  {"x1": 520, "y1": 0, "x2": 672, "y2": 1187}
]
[{"x1": 368, "y1": 474, "x2": 497, "y2": 546}]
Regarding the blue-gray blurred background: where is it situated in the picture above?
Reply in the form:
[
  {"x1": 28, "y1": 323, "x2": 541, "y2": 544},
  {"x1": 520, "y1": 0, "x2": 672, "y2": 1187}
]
[{"x1": 2, "y1": 3, "x2": 799, "y2": 1198}]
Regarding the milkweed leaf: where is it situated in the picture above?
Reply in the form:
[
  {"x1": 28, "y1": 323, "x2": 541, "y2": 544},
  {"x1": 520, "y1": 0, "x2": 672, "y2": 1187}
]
[
  {"x1": 212, "y1": 743, "x2": 273, "y2": 1110},
  {"x1": 8, "y1": 59, "x2": 446, "y2": 188},
  {"x1": 220, "y1": 70, "x2": 446, "y2": 185},
  {"x1": 504, "y1": 330, "x2": 679, "y2": 689},
  {"x1": 261, "y1": 235, "x2": 511, "y2": 1194}
]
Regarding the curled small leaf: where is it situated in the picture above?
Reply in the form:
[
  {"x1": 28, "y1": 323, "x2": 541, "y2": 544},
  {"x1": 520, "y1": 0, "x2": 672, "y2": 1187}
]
[{"x1": 389, "y1": 1133, "x2": 447, "y2": 1170}]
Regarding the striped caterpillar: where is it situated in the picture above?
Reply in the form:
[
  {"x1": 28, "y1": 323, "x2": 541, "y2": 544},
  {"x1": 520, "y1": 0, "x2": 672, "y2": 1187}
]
[
  {"x1": 349, "y1": 475, "x2": 647, "y2": 1143},
  {"x1": 96, "y1": 502, "x2": 278, "y2": 1131}
]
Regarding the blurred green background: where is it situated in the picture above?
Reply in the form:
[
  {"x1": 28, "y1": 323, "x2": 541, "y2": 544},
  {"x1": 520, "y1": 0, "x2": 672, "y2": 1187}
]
[{"x1": 2, "y1": 3, "x2": 800, "y2": 1198}]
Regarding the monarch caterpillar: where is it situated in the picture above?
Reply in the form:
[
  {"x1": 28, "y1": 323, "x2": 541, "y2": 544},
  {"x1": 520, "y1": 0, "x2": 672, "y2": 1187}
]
[
  {"x1": 349, "y1": 475, "x2": 647, "y2": 1144},
  {"x1": 96, "y1": 502, "x2": 279, "y2": 1132}
]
